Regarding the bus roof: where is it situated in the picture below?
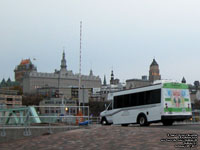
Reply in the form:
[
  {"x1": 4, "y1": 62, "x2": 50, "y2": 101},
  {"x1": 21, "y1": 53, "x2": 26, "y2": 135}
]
[
  {"x1": 110, "y1": 83, "x2": 162, "y2": 94},
  {"x1": 107, "y1": 81, "x2": 188, "y2": 99}
]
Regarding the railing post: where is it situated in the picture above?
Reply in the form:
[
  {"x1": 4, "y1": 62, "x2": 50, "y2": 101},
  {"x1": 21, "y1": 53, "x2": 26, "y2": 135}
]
[
  {"x1": 23, "y1": 119, "x2": 31, "y2": 136},
  {"x1": 88, "y1": 106, "x2": 89, "y2": 124},
  {"x1": 0, "y1": 123, "x2": 6, "y2": 137},
  {"x1": 48, "y1": 121, "x2": 53, "y2": 134}
]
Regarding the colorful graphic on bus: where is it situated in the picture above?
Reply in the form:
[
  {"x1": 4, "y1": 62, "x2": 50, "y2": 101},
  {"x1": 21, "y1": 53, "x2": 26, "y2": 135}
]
[{"x1": 163, "y1": 83, "x2": 191, "y2": 113}]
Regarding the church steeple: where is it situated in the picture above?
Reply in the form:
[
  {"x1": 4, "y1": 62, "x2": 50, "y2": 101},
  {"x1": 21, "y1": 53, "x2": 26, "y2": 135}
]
[
  {"x1": 110, "y1": 70, "x2": 114, "y2": 84},
  {"x1": 60, "y1": 51, "x2": 67, "y2": 71},
  {"x1": 89, "y1": 69, "x2": 93, "y2": 76},
  {"x1": 103, "y1": 75, "x2": 107, "y2": 86}
]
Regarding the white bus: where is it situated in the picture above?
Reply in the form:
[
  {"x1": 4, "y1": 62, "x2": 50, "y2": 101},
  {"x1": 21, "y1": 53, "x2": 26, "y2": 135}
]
[{"x1": 100, "y1": 82, "x2": 192, "y2": 126}]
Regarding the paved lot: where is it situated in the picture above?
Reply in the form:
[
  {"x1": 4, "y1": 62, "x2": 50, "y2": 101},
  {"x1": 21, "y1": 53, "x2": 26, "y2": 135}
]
[
  {"x1": 0, "y1": 124, "x2": 200, "y2": 150},
  {"x1": 149, "y1": 123, "x2": 200, "y2": 131}
]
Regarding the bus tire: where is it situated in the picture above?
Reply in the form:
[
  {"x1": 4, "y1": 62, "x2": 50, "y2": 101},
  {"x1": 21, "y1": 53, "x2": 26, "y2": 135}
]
[
  {"x1": 138, "y1": 114, "x2": 148, "y2": 126},
  {"x1": 101, "y1": 117, "x2": 109, "y2": 125}
]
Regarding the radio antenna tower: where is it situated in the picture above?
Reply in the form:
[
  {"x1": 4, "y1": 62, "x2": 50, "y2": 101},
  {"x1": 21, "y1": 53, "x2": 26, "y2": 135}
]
[{"x1": 78, "y1": 21, "x2": 82, "y2": 110}]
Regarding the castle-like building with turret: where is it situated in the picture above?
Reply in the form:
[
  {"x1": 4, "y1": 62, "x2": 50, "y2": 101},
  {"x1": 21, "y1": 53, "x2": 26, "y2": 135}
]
[{"x1": 20, "y1": 52, "x2": 101, "y2": 98}]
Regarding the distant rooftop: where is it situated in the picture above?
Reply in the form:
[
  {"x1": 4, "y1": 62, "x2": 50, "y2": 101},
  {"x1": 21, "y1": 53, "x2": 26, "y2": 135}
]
[
  {"x1": 0, "y1": 89, "x2": 19, "y2": 95},
  {"x1": 150, "y1": 59, "x2": 158, "y2": 66},
  {"x1": 20, "y1": 59, "x2": 31, "y2": 65},
  {"x1": 126, "y1": 78, "x2": 150, "y2": 82}
]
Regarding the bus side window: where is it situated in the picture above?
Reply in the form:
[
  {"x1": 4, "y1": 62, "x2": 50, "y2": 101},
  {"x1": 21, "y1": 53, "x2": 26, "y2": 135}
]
[
  {"x1": 139, "y1": 92, "x2": 145, "y2": 105},
  {"x1": 146, "y1": 91, "x2": 151, "y2": 104},
  {"x1": 124, "y1": 95, "x2": 129, "y2": 107}
]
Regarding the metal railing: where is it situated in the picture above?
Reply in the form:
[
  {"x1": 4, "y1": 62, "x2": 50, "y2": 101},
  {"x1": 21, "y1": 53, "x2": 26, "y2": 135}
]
[
  {"x1": 0, "y1": 105, "x2": 91, "y2": 137},
  {"x1": 89, "y1": 117, "x2": 101, "y2": 124}
]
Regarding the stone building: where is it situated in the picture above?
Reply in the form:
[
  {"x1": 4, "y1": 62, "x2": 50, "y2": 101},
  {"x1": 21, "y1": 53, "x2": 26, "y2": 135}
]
[
  {"x1": 126, "y1": 78, "x2": 151, "y2": 89},
  {"x1": 22, "y1": 51, "x2": 101, "y2": 99},
  {"x1": 149, "y1": 58, "x2": 161, "y2": 82}
]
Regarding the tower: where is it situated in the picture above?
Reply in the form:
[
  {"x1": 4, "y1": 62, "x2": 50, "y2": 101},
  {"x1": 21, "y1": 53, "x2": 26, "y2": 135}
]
[
  {"x1": 89, "y1": 69, "x2": 93, "y2": 76},
  {"x1": 14, "y1": 59, "x2": 37, "y2": 85},
  {"x1": 110, "y1": 70, "x2": 114, "y2": 85},
  {"x1": 149, "y1": 58, "x2": 161, "y2": 83},
  {"x1": 60, "y1": 51, "x2": 67, "y2": 71},
  {"x1": 103, "y1": 75, "x2": 107, "y2": 86}
]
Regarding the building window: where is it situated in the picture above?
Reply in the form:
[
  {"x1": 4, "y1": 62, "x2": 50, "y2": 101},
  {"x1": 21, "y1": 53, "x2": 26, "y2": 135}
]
[
  {"x1": 0, "y1": 97, "x2": 5, "y2": 100},
  {"x1": 7, "y1": 98, "x2": 13, "y2": 101}
]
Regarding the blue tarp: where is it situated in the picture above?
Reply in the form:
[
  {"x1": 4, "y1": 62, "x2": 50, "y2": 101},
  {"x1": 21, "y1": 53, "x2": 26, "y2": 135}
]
[{"x1": 79, "y1": 120, "x2": 92, "y2": 126}]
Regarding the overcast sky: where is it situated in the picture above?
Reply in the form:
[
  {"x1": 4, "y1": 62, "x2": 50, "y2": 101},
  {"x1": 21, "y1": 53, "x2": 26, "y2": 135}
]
[{"x1": 1, "y1": 0, "x2": 200, "y2": 84}]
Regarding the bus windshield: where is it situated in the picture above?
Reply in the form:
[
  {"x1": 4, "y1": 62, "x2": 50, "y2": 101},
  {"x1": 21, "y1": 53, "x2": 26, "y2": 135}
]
[{"x1": 107, "y1": 102, "x2": 112, "y2": 110}]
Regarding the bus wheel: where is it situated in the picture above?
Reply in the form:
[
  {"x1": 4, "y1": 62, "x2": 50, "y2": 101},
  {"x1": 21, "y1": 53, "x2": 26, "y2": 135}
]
[
  {"x1": 101, "y1": 117, "x2": 108, "y2": 125},
  {"x1": 138, "y1": 115, "x2": 148, "y2": 126}
]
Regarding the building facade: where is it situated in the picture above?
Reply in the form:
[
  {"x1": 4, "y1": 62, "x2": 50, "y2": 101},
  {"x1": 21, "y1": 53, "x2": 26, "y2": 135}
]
[
  {"x1": 39, "y1": 97, "x2": 77, "y2": 114},
  {"x1": 126, "y1": 78, "x2": 151, "y2": 89},
  {"x1": 0, "y1": 89, "x2": 22, "y2": 108},
  {"x1": 22, "y1": 52, "x2": 102, "y2": 98}
]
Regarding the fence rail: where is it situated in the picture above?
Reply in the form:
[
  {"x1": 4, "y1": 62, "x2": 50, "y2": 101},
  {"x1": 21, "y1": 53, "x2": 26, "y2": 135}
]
[
  {"x1": 0, "y1": 105, "x2": 95, "y2": 138},
  {"x1": 0, "y1": 106, "x2": 92, "y2": 125}
]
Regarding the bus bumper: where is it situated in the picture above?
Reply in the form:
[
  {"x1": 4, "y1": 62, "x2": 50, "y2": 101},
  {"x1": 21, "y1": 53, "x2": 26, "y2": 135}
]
[{"x1": 161, "y1": 115, "x2": 192, "y2": 121}]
